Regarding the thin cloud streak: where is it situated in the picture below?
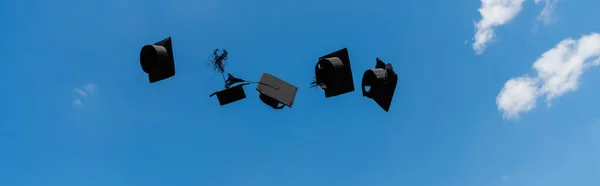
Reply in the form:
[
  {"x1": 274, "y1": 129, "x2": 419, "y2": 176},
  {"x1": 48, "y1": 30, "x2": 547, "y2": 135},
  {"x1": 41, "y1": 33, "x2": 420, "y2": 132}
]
[
  {"x1": 535, "y1": 0, "x2": 561, "y2": 25},
  {"x1": 74, "y1": 88, "x2": 88, "y2": 97},
  {"x1": 72, "y1": 82, "x2": 99, "y2": 107}
]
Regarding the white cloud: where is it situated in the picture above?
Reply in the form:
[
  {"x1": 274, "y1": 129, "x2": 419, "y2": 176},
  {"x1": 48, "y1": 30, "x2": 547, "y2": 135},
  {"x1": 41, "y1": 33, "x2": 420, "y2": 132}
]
[
  {"x1": 72, "y1": 83, "x2": 99, "y2": 107},
  {"x1": 473, "y1": 0, "x2": 563, "y2": 54},
  {"x1": 497, "y1": 76, "x2": 539, "y2": 119},
  {"x1": 497, "y1": 33, "x2": 600, "y2": 119},
  {"x1": 473, "y1": 0, "x2": 527, "y2": 54},
  {"x1": 535, "y1": 0, "x2": 560, "y2": 25}
]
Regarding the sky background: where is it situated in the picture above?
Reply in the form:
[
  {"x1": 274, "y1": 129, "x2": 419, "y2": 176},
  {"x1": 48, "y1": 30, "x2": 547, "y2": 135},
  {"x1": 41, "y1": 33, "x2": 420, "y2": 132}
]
[{"x1": 1, "y1": 0, "x2": 600, "y2": 186}]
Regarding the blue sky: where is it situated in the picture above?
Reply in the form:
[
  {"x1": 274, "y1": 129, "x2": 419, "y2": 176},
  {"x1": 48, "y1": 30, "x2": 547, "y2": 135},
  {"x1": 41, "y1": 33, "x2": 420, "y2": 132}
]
[{"x1": 1, "y1": 0, "x2": 600, "y2": 185}]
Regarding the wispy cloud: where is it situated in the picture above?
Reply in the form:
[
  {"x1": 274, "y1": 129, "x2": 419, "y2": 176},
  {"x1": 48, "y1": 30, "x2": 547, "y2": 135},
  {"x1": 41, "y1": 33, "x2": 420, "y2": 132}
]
[
  {"x1": 74, "y1": 98, "x2": 83, "y2": 105},
  {"x1": 497, "y1": 33, "x2": 600, "y2": 119},
  {"x1": 473, "y1": 0, "x2": 527, "y2": 54},
  {"x1": 72, "y1": 82, "x2": 99, "y2": 107},
  {"x1": 74, "y1": 88, "x2": 88, "y2": 97},
  {"x1": 84, "y1": 83, "x2": 98, "y2": 94},
  {"x1": 535, "y1": 0, "x2": 561, "y2": 25}
]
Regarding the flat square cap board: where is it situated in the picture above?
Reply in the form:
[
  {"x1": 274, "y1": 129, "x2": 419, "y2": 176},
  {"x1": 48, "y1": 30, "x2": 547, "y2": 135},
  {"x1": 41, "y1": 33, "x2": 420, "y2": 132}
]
[
  {"x1": 210, "y1": 83, "x2": 249, "y2": 106},
  {"x1": 256, "y1": 73, "x2": 298, "y2": 108}
]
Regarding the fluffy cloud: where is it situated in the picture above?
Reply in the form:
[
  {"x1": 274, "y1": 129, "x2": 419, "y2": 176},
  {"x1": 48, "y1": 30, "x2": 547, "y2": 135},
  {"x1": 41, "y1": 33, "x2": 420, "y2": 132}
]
[
  {"x1": 473, "y1": 0, "x2": 562, "y2": 54},
  {"x1": 473, "y1": 0, "x2": 527, "y2": 54},
  {"x1": 73, "y1": 83, "x2": 99, "y2": 106},
  {"x1": 497, "y1": 33, "x2": 600, "y2": 119},
  {"x1": 497, "y1": 76, "x2": 539, "y2": 119}
]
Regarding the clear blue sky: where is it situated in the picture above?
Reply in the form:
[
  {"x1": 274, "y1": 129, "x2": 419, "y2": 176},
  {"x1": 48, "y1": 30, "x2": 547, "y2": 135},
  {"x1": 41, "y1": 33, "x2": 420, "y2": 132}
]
[{"x1": 1, "y1": 0, "x2": 600, "y2": 186}]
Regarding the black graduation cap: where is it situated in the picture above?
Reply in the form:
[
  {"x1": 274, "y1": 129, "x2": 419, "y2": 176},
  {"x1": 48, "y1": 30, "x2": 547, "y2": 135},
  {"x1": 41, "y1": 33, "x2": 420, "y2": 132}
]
[
  {"x1": 256, "y1": 73, "x2": 298, "y2": 109},
  {"x1": 210, "y1": 82, "x2": 250, "y2": 106},
  {"x1": 361, "y1": 58, "x2": 398, "y2": 112},
  {"x1": 314, "y1": 48, "x2": 355, "y2": 98},
  {"x1": 140, "y1": 37, "x2": 175, "y2": 83}
]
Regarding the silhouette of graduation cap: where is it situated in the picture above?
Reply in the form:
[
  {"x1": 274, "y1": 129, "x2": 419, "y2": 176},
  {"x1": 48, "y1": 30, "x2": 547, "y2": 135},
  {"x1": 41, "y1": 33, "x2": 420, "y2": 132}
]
[
  {"x1": 361, "y1": 58, "x2": 398, "y2": 112},
  {"x1": 209, "y1": 73, "x2": 251, "y2": 106},
  {"x1": 314, "y1": 48, "x2": 354, "y2": 98},
  {"x1": 140, "y1": 37, "x2": 175, "y2": 83},
  {"x1": 256, "y1": 73, "x2": 298, "y2": 109},
  {"x1": 210, "y1": 82, "x2": 250, "y2": 106}
]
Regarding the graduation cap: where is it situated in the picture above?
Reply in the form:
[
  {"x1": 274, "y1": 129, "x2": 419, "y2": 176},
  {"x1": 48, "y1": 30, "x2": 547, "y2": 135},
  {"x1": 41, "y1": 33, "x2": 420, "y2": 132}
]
[
  {"x1": 313, "y1": 48, "x2": 355, "y2": 98},
  {"x1": 210, "y1": 74, "x2": 250, "y2": 106},
  {"x1": 256, "y1": 73, "x2": 298, "y2": 109},
  {"x1": 210, "y1": 83, "x2": 250, "y2": 106},
  {"x1": 140, "y1": 37, "x2": 175, "y2": 83},
  {"x1": 361, "y1": 58, "x2": 398, "y2": 112}
]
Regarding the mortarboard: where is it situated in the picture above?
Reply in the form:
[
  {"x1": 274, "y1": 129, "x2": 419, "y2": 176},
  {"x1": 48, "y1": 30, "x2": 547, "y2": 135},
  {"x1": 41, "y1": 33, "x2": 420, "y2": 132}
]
[
  {"x1": 210, "y1": 82, "x2": 250, "y2": 106},
  {"x1": 256, "y1": 73, "x2": 298, "y2": 109},
  {"x1": 140, "y1": 37, "x2": 175, "y2": 83},
  {"x1": 314, "y1": 48, "x2": 354, "y2": 98},
  {"x1": 361, "y1": 58, "x2": 398, "y2": 112}
]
